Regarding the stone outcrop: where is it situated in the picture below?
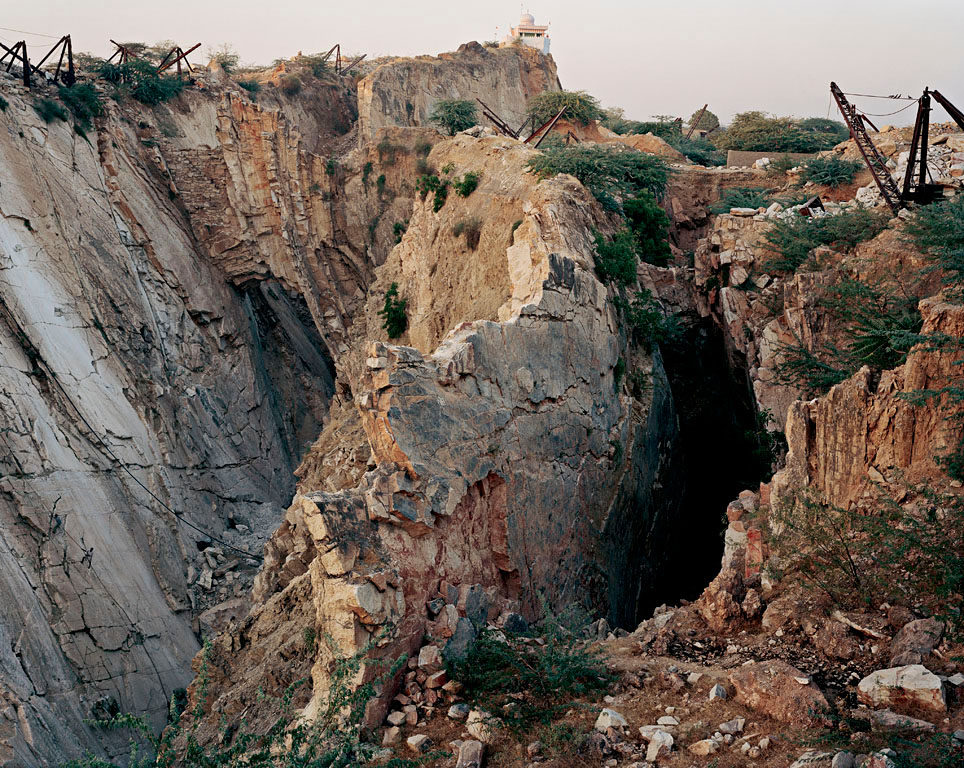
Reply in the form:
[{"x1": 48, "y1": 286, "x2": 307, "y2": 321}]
[
  {"x1": 0, "y1": 80, "x2": 335, "y2": 765},
  {"x1": 186, "y1": 134, "x2": 685, "y2": 744},
  {"x1": 357, "y1": 42, "x2": 559, "y2": 142}
]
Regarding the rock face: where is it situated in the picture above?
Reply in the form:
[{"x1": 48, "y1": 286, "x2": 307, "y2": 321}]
[
  {"x1": 0, "y1": 81, "x2": 335, "y2": 765},
  {"x1": 185, "y1": 134, "x2": 685, "y2": 744},
  {"x1": 357, "y1": 42, "x2": 560, "y2": 142}
]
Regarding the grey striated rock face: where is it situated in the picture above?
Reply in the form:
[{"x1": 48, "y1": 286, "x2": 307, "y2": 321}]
[{"x1": 0, "y1": 82, "x2": 332, "y2": 765}]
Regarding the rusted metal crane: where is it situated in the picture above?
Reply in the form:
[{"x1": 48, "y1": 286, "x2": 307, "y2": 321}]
[{"x1": 831, "y1": 82, "x2": 964, "y2": 214}]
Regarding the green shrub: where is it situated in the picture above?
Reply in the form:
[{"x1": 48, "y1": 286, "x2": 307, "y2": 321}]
[
  {"x1": 613, "y1": 357, "x2": 626, "y2": 392},
  {"x1": 33, "y1": 98, "x2": 68, "y2": 124},
  {"x1": 710, "y1": 186, "x2": 771, "y2": 214},
  {"x1": 415, "y1": 174, "x2": 448, "y2": 212},
  {"x1": 362, "y1": 161, "x2": 373, "y2": 187},
  {"x1": 453, "y1": 171, "x2": 480, "y2": 197},
  {"x1": 97, "y1": 59, "x2": 184, "y2": 105},
  {"x1": 429, "y1": 99, "x2": 477, "y2": 136},
  {"x1": 453, "y1": 217, "x2": 482, "y2": 249},
  {"x1": 906, "y1": 194, "x2": 964, "y2": 295},
  {"x1": 767, "y1": 154, "x2": 799, "y2": 176},
  {"x1": 668, "y1": 135, "x2": 725, "y2": 166},
  {"x1": 770, "y1": 485, "x2": 964, "y2": 636},
  {"x1": 800, "y1": 154, "x2": 861, "y2": 188},
  {"x1": 593, "y1": 230, "x2": 638, "y2": 286},
  {"x1": 393, "y1": 220, "x2": 408, "y2": 244},
  {"x1": 325, "y1": 157, "x2": 338, "y2": 176},
  {"x1": 773, "y1": 277, "x2": 923, "y2": 397},
  {"x1": 613, "y1": 288, "x2": 678, "y2": 351},
  {"x1": 0, "y1": 95, "x2": 8, "y2": 112},
  {"x1": 527, "y1": 144, "x2": 669, "y2": 211},
  {"x1": 62, "y1": 637, "x2": 429, "y2": 768},
  {"x1": 447, "y1": 619, "x2": 612, "y2": 734},
  {"x1": 414, "y1": 139, "x2": 433, "y2": 157},
  {"x1": 744, "y1": 408, "x2": 787, "y2": 474},
  {"x1": 713, "y1": 111, "x2": 848, "y2": 153},
  {"x1": 376, "y1": 174, "x2": 386, "y2": 195},
  {"x1": 379, "y1": 282, "x2": 408, "y2": 338},
  {"x1": 280, "y1": 75, "x2": 302, "y2": 95},
  {"x1": 623, "y1": 191, "x2": 670, "y2": 266},
  {"x1": 764, "y1": 209, "x2": 888, "y2": 273},
  {"x1": 237, "y1": 79, "x2": 261, "y2": 95},
  {"x1": 527, "y1": 90, "x2": 601, "y2": 126},
  {"x1": 688, "y1": 107, "x2": 720, "y2": 131},
  {"x1": 56, "y1": 83, "x2": 102, "y2": 131}
]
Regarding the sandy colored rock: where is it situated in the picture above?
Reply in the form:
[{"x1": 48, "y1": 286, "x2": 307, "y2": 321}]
[
  {"x1": 729, "y1": 660, "x2": 830, "y2": 725},
  {"x1": 857, "y1": 665, "x2": 946, "y2": 714}
]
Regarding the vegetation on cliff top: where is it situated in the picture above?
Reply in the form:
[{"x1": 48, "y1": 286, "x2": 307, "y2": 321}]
[
  {"x1": 711, "y1": 111, "x2": 849, "y2": 153},
  {"x1": 429, "y1": 99, "x2": 477, "y2": 136},
  {"x1": 527, "y1": 90, "x2": 602, "y2": 126}
]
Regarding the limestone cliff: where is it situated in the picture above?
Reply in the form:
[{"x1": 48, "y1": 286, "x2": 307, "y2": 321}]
[
  {"x1": 185, "y1": 134, "x2": 684, "y2": 743},
  {"x1": 357, "y1": 42, "x2": 560, "y2": 142}
]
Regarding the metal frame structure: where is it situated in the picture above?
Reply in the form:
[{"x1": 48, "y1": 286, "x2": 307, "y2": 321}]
[
  {"x1": 0, "y1": 34, "x2": 76, "y2": 87},
  {"x1": 0, "y1": 40, "x2": 31, "y2": 86},
  {"x1": 157, "y1": 43, "x2": 200, "y2": 76},
  {"x1": 831, "y1": 81, "x2": 907, "y2": 214},
  {"x1": 524, "y1": 105, "x2": 568, "y2": 148},
  {"x1": 476, "y1": 98, "x2": 520, "y2": 139},
  {"x1": 833, "y1": 82, "x2": 964, "y2": 213}
]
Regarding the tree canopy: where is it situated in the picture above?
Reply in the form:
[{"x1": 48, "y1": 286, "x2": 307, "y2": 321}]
[{"x1": 429, "y1": 99, "x2": 478, "y2": 136}]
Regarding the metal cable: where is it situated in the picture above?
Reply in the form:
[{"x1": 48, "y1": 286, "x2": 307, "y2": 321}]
[
  {"x1": 855, "y1": 100, "x2": 921, "y2": 118},
  {"x1": 0, "y1": 25, "x2": 59, "y2": 39},
  {"x1": 843, "y1": 92, "x2": 918, "y2": 101}
]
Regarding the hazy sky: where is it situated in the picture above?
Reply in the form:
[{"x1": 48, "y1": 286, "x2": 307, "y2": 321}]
[{"x1": 5, "y1": 0, "x2": 964, "y2": 125}]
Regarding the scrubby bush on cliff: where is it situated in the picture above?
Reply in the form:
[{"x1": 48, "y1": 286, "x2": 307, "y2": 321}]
[
  {"x1": 669, "y1": 135, "x2": 725, "y2": 166},
  {"x1": 906, "y1": 193, "x2": 964, "y2": 295},
  {"x1": 527, "y1": 90, "x2": 602, "y2": 127},
  {"x1": 453, "y1": 217, "x2": 482, "y2": 250},
  {"x1": 709, "y1": 186, "x2": 771, "y2": 214},
  {"x1": 774, "y1": 276, "x2": 923, "y2": 397},
  {"x1": 688, "y1": 106, "x2": 720, "y2": 132},
  {"x1": 237, "y1": 79, "x2": 261, "y2": 95},
  {"x1": 33, "y1": 98, "x2": 68, "y2": 124},
  {"x1": 527, "y1": 144, "x2": 669, "y2": 211},
  {"x1": 447, "y1": 617, "x2": 612, "y2": 734},
  {"x1": 770, "y1": 486, "x2": 964, "y2": 635},
  {"x1": 379, "y1": 283, "x2": 408, "y2": 338},
  {"x1": 280, "y1": 75, "x2": 302, "y2": 95},
  {"x1": 600, "y1": 109, "x2": 680, "y2": 139},
  {"x1": 453, "y1": 170, "x2": 480, "y2": 197},
  {"x1": 592, "y1": 230, "x2": 639, "y2": 286},
  {"x1": 415, "y1": 173, "x2": 449, "y2": 212},
  {"x1": 624, "y1": 191, "x2": 671, "y2": 266},
  {"x1": 57, "y1": 83, "x2": 102, "y2": 131},
  {"x1": 207, "y1": 43, "x2": 240, "y2": 74},
  {"x1": 613, "y1": 288, "x2": 678, "y2": 351},
  {"x1": 429, "y1": 99, "x2": 477, "y2": 136},
  {"x1": 799, "y1": 154, "x2": 861, "y2": 188},
  {"x1": 764, "y1": 209, "x2": 888, "y2": 273},
  {"x1": 97, "y1": 59, "x2": 185, "y2": 105},
  {"x1": 63, "y1": 637, "x2": 432, "y2": 767}
]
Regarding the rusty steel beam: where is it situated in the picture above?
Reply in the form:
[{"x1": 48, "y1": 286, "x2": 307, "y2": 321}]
[
  {"x1": 339, "y1": 53, "x2": 366, "y2": 76},
  {"x1": 830, "y1": 82, "x2": 903, "y2": 214},
  {"x1": 476, "y1": 98, "x2": 518, "y2": 139},
  {"x1": 525, "y1": 105, "x2": 567, "y2": 147},
  {"x1": 931, "y1": 90, "x2": 964, "y2": 133},
  {"x1": 686, "y1": 104, "x2": 707, "y2": 140},
  {"x1": 157, "y1": 42, "x2": 200, "y2": 74},
  {"x1": 902, "y1": 95, "x2": 926, "y2": 200}
]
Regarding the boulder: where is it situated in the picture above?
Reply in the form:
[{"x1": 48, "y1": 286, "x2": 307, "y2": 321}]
[
  {"x1": 406, "y1": 734, "x2": 433, "y2": 754},
  {"x1": 856, "y1": 665, "x2": 946, "y2": 713},
  {"x1": 888, "y1": 618, "x2": 943, "y2": 666},
  {"x1": 868, "y1": 709, "x2": 935, "y2": 733},
  {"x1": 455, "y1": 740, "x2": 485, "y2": 768},
  {"x1": 646, "y1": 729, "x2": 674, "y2": 761},
  {"x1": 790, "y1": 751, "x2": 833, "y2": 768},
  {"x1": 729, "y1": 660, "x2": 829, "y2": 725},
  {"x1": 594, "y1": 708, "x2": 628, "y2": 731},
  {"x1": 688, "y1": 739, "x2": 720, "y2": 756},
  {"x1": 467, "y1": 709, "x2": 495, "y2": 743}
]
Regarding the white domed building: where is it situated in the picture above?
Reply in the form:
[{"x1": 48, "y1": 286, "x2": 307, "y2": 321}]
[{"x1": 500, "y1": 11, "x2": 551, "y2": 55}]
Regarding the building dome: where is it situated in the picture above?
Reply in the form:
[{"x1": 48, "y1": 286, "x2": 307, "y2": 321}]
[{"x1": 520, "y1": 12, "x2": 535, "y2": 25}]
